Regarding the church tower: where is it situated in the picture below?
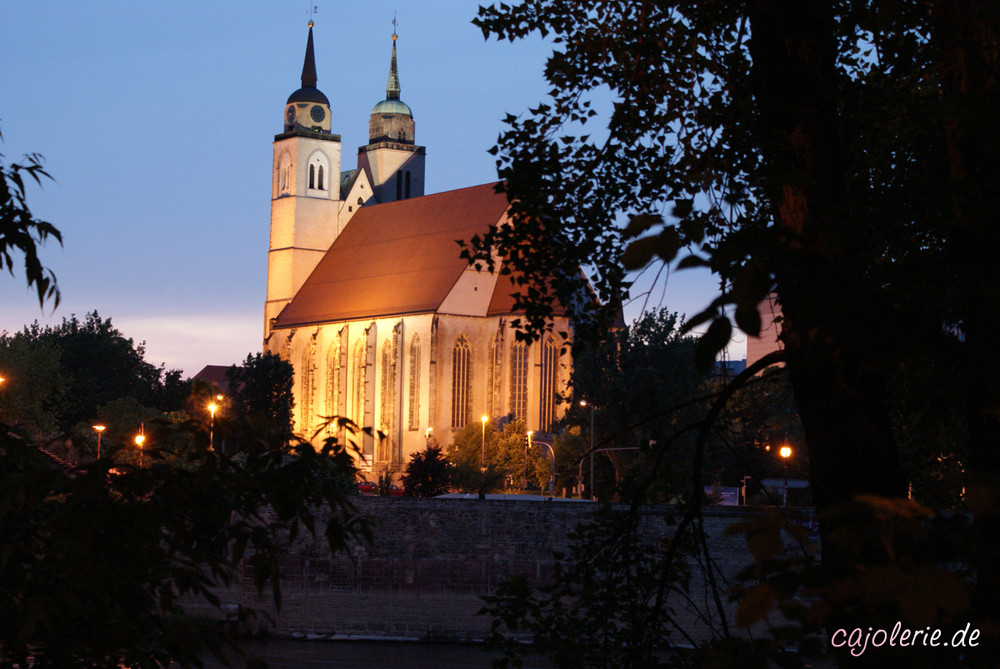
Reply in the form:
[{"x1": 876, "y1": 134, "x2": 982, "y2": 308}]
[
  {"x1": 266, "y1": 21, "x2": 343, "y2": 340},
  {"x1": 358, "y1": 27, "x2": 426, "y2": 203}
]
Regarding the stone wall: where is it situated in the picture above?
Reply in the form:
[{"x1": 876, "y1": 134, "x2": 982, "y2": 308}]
[{"x1": 225, "y1": 498, "x2": 788, "y2": 642}]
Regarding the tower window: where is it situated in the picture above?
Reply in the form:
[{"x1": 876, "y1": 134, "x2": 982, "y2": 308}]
[
  {"x1": 307, "y1": 151, "x2": 330, "y2": 194},
  {"x1": 396, "y1": 175, "x2": 402, "y2": 201},
  {"x1": 405, "y1": 171, "x2": 411, "y2": 199}
]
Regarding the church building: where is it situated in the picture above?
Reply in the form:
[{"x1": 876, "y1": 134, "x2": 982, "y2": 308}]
[{"x1": 263, "y1": 23, "x2": 573, "y2": 472}]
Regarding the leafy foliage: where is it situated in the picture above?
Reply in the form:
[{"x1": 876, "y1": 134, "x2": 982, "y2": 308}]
[
  {"x1": 448, "y1": 419, "x2": 533, "y2": 493},
  {"x1": 483, "y1": 506, "x2": 700, "y2": 669},
  {"x1": 0, "y1": 126, "x2": 61, "y2": 307},
  {"x1": 401, "y1": 445, "x2": 452, "y2": 497},
  {"x1": 470, "y1": 2, "x2": 1000, "y2": 661},
  {"x1": 0, "y1": 416, "x2": 370, "y2": 668},
  {"x1": 568, "y1": 309, "x2": 709, "y2": 501},
  {"x1": 0, "y1": 312, "x2": 185, "y2": 433},
  {"x1": 226, "y1": 352, "x2": 295, "y2": 445}
]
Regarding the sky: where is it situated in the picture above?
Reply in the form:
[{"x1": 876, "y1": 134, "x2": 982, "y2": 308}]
[{"x1": 1, "y1": 1, "x2": 741, "y2": 377}]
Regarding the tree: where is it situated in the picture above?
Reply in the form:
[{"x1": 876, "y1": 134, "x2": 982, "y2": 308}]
[
  {"x1": 401, "y1": 445, "x2": 452, "y2": 497},
  {"x1": 470, "y1": 0, "x2": 999, "y2": 663},
  {"x1": 1, "y1": 126, "x2": 60, "y2": 307},
  {"x1": 226, "y1": 352, "x2": 295, "y2": 444},
  {"x1": 448, "y1": 419, "x2": 532, "y2": 493},
  {"x1": 568, "y1": 309, "x2": 708, "y2": 501},
  {"x1": 1, "y1": 312, "x2": 182, "y2": 434},
  {"x1": 0, "y1": 404, "x2": 370, "y2": 668},
  {"x1": 0, "y1": 330, "x2": 64, "y2": 434}
]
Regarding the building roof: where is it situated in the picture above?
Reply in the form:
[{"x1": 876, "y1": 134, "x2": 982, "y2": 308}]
[
  {"x1": 192, "y1": 365, "x2": 232, "y2": 392},
  {"x1": 273, "y1": 183, "x2": 512, "y2": 328}
]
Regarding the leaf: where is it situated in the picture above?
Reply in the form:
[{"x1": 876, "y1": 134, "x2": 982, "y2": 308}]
[
  {"x1": 695, "y1": 316, "x2": 732, "y2": 372},
  {"x1": 736, "y1": 584, "x2": 774, "y2": 627},
  {"x1": 623, "y1": 213, "x2": 661, "y2": 239},
  {"x1": 734, "y1": 301, "x2": 762, "y2": 336}
]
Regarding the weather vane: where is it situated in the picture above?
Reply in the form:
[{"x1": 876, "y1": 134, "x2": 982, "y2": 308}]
[
  {"x1": 392, "y1": 11, "x2": 398, "y2": 39},
  {"x1": 308, "y1": 3, "x2": 318, "y2": 26}
]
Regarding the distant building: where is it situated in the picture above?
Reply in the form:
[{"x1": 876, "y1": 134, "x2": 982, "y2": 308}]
[
  {"x1": 746, "y1": 294, "x2": 783, "y2": 370},
  {"x1": 263, "y1": 23, "x2": 573, "y2": 472}
]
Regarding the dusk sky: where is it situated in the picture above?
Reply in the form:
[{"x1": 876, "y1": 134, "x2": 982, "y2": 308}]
[{"x1": 1, "y1": 1, "x2": 736, "y2": 377}]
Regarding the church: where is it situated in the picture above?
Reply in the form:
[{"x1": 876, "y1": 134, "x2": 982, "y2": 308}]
[{"x1": 263, "y1": 23, "x2": 573, "y2": 472}]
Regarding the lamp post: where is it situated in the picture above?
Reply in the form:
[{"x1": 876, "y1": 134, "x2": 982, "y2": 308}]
[
  {"x1": 779, "y1": 445, "x2": 792, "y2": 506},
  {"x1": 580, "y1": 400, "x2": 595, "y2": 500},
  {"x1": 523, "y1": 430, "x2": 533, "y2": 493},
  {"x1": 480, "y1": 415, "x2": 488, "y2": 471},
  {"x1": 535, "y1": 440, "x2": 556, "y2": 499},
  {"x1": 135, "y1": 432, "x2": 146, "y2": 468},
  {"x1": 208, "y1": 402, "x2": 218, "y2": 451},
  {"x1": 92, "y1": 424, "x2": 106, "y2": 459}
]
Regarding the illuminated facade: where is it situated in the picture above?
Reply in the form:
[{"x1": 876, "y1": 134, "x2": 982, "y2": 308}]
[{"x1": 264, "y1": 24, "x2": 572, "y2": 471}]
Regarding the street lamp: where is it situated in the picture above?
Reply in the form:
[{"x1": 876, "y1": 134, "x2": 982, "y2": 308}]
[
  {"x1": 580, "y1": 400, "x2": 595, "y2": 500},
  {"x1": 92, "y1": 424, "x2": 106, "y2": 459},
  {"x1": 779, "y1": 445, "x2": 792, "y2": 506},
  {"x1": 523, "y1": 430, "x2": 534, "y2": 493},
  {"x1": 208, "y1": 402, "x2": 218, "y2": 451},
  {"x1": 135, "y1": 432, "x2": 146, "y2": 467},
  {"x1": 480, "y1": 415, "x2": 488, "y2": 471}
]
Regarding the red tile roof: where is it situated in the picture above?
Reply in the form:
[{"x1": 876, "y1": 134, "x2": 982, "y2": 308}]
[{"x1": 273, "y1": 183, "x2": 511, "y2": 328}]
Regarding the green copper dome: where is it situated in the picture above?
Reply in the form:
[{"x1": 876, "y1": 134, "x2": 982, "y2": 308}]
[{"x1": 371, "y1": 98, "x2": 412, "y2": 116}]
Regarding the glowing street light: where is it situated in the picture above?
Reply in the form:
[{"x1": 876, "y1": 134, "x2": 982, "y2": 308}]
[
  {"x1": 580, "y1": 400, "x2": 596, "y2": 500},
  {"x1": 779, "y1": 445, "x2": 792, "y2": 506},
  {"x1": 480, "y1": 415, "x2": 488, "y2": 471},
  {"x1": 208, "y1": 402, "x2": 218, "y2": 451},
  {"x1": 92, "y1": 424, "x2": 106, "y2": 459},
  {"x1": 135, "y1": 432, "x2": 146, "y2": 467}
]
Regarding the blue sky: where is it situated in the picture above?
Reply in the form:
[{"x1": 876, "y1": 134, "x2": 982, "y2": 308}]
[{"x1": 1, "y1": 1, "x2": 737, "y2": 376}]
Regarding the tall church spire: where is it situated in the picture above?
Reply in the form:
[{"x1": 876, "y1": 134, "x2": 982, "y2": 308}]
[
  {"x1": 386, "y1": 29, "x2": 400, "y2": 100},
  {"x1": 301, "y1": 21, "x2": 318, "y2": 89}
]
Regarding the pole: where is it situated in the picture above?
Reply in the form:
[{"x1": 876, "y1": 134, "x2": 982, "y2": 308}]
[
  {"x1": 783, "y1": 463, "x2": 788, "y2": 507},
  {"x1": 523, "y1": 431, "x2": 532, "y2": 493},
  {"x1": 589, "y1": 404, "x2": 595, "y2": 500}
]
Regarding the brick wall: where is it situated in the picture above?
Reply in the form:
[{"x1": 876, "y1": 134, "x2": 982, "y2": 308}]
[{"x1": 224, "y1": 498, "x2": 782, "y2": 642}]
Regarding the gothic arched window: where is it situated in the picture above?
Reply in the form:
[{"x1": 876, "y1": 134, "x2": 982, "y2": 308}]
[
  {"x1": 326, "y1": 339, "x2": 340, "y2": 433},
  {"x1": 510, "y1": 340, "x2": 528, "y2": 423},
  {"x1": 408, "y1": 335, "x2": 420, "y2": 430},
  {"x1": 380, "y1": 340, "x2": 395, "y2": 433},
  {"x1": 486, "y1": 335, "x2": 502, "y2": 419},
  {"x1": 301, "y1": 344, "x2": 316, "y2": 435},
  {"x1": 539, "y1": 337, "x2": 558, "y2": 431},
  {"x1": 352, "y1": 339, "x2": 366, "y2": 428},
  {"x1": 451, "y1": 335, "x2": 472, "y2": 429}
]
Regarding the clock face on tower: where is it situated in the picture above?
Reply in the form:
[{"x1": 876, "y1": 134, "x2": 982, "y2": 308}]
[
  {"x1": 286, "y1": 105, "x2": 296, "y2": 125},
  {"x1": 310, "y1": 105, "x2": 326, "y2": 123}
]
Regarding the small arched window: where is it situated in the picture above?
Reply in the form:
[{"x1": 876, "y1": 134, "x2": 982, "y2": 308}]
[
  {"x1": 307, "y1": 152, "x2": 329, "y2": 193},
  {"x1": 405, "y1": 171, "x2": 411, "y2": 199}
]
